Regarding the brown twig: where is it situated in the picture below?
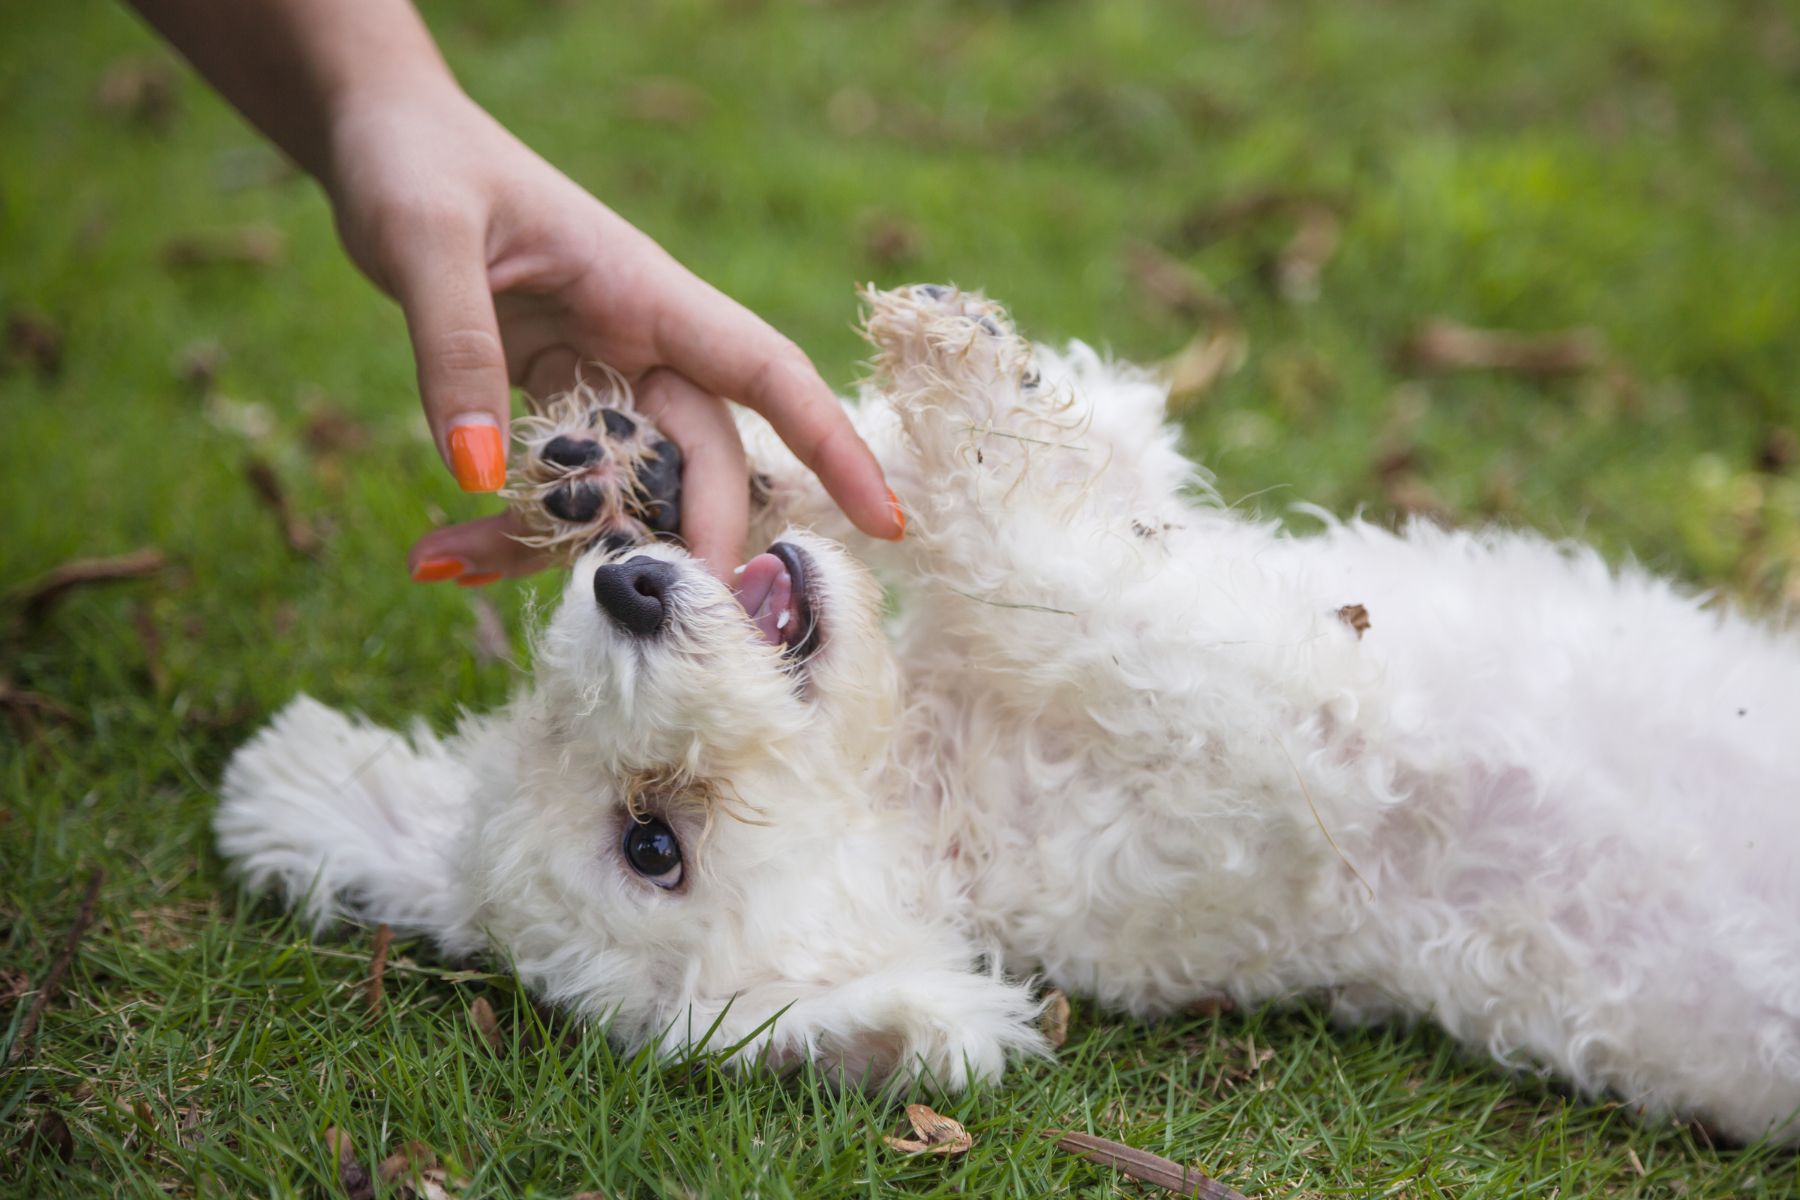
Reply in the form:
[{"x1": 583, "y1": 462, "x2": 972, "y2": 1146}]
[
  {"x1": 15, "y1": 548, "x2": 166, "y2": 623},
  {"x1": 1048, "y1": 1130, "x2": 1248, "y2": 1199},
  {"x1": 1397, "y1": 320, "x2": 1607, "y2": 379},
  {"x1": 0, "y1": 676, "x2": 81, "y2": 742},
  {"x1": 366, "y1": 924, "x2": 393, "y2": 1013},
  {"x1": 245, "y1": 457, "x2": 323, "y2": 556},
  {"x1": 7, "y1": 868, "x2": 104, "y2": 1066},
  {"x1": 131, "y1": 601, "x2": 168, "y2": 695}
]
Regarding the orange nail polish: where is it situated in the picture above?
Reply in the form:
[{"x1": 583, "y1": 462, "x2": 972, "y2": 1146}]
[
  {"x1": 886, "y1": 488, "x2": 906, "y2": 539},
  {"x1": 455, "y1": 571, "x2": 503, "y2": 588},
  {"x1": 448, "y1": 422, "x2": 506, "y2": 492},
  {"x1": 411, "y1": 557, "x2": 466, "y2": 583}
]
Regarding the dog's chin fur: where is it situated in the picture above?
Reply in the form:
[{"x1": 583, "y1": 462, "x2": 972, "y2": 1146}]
[{"x1": 217, "y1": 285, "x2": 1800, "y2": 1144}]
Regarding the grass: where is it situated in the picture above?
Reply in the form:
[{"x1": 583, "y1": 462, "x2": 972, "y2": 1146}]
[{"x1": 3, "y1": 0, "x2": 1799, "y2": 1195}]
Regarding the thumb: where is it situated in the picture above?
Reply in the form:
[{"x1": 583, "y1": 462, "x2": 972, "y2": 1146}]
[{"x1": 389, "y1": 226, "x2": 512, "y2": 492}]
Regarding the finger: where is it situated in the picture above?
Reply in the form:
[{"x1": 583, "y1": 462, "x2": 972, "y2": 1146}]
[
  {"x1": 408, "y1": 511, "x2": 553, "y2": 583},
  {"x1": 643, "y1": 272, "x2": 901, "y2": 541},
  {"x1": 388, "y1": 223, "x2": 512, "y2": 492},
  {"x1": 635, "y1": 370, "x2": 749, "y2": 580}
]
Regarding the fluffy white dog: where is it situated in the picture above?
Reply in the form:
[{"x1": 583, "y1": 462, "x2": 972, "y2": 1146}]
[{"x1": 218, "y1": 285, "x2": 1800, "y2": 1144}]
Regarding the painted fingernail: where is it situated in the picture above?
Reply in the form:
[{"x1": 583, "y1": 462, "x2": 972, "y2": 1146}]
[
  {"x1": 447, "y1": 415, "x2": 506, "y2": 492},
  {"x1": 455, "y1": 571, "x2": 504, "y2": 588},
  {"x1": 411, "y1": 557, "x2": 467, "y2": 583},
  {"x1": 886, "y1": 488, "x2": 906, "y2": 539}
]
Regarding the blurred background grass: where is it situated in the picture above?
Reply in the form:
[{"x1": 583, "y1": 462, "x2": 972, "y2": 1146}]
[{"x1": 3, "y1": 0, "x2": 1798, "y2": 1196}]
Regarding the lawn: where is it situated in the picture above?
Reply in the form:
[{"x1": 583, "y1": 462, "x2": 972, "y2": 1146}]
[{"x1": 4, "y1": 0, "x2": 1799, "y2": 1195}]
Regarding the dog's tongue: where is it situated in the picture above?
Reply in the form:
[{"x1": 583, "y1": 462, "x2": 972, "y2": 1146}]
[{"x1": 734, "y1": 552, "x2": 794, "y2": 647}]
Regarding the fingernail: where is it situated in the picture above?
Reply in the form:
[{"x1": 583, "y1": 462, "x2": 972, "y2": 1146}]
[
  {"x1": 447, "y1": 415, "x2": 506, "y2": 492},
  {"x1": 411, "y1": 557, "x2": 467, "y2": 583},
  {"x1": 455, "y1": 571, "x2": 504, "y2": 588},
  {"x1": 886, "y1": 488, "x2": 906, "y2": 539}
]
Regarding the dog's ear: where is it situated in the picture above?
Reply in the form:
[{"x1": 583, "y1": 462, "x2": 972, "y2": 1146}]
[
  {"x1": 712, "y1": 961, "x2": 1050, "y2": 1089},
  {"x1": 215, "y1": 696, "x2": 482, "y2": 951}
]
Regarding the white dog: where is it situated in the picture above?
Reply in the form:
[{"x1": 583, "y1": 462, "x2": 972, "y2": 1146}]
[{"x1": 218, "y1": 285, "x2": 1800, "y2": 1145}]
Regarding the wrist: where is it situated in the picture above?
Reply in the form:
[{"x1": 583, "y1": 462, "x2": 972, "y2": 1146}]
[{"x1": 318, "y1": 73, "x2": 481, "y2": 199}]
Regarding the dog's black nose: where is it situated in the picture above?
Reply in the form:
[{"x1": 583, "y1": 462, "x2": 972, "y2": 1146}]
[{"x1": 593, "y1": 556, "x2": 678, "y2": 636}]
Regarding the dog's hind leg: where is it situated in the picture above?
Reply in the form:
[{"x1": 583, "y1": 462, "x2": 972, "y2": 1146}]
[{"x1": 216, "y1": 696, "x2": 482, "y2": 952}]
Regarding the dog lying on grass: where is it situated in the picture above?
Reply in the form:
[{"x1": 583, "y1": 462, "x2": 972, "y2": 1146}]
[{"x1": 218, "y1": 285, "x2": 1800, "y2": 1145}]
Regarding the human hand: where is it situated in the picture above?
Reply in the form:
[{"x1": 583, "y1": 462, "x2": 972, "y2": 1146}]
[{"x1": 322, "y1": 84, "x2": 902, "y2": 583}]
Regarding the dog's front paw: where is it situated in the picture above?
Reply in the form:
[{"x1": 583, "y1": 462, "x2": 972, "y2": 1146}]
[
  {"x1": 862, "y1": 283, "x2": 1036, "y2": 389},
  {"x1": 504, "y1": 371, "x2": 682, "y2": 561}
]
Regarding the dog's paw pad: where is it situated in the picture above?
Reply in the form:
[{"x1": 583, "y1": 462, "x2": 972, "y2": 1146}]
[
  {"x1": 542, "y1": 435, "x2": 604, "y2": 470},
  {"x1": 637, "y1": 440, "x2": 682, "y2": 536},
  {"x1": 503, "y1": 371, "x2": 684, "y2": 563},
  {"x1": 544, "y1": 478, "x2": 603, "y2": 523}
]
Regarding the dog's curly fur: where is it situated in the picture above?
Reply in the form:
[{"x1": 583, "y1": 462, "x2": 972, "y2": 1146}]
[{"x1": 217, "y1": 285, "x2": 1800, "y2": 1144}]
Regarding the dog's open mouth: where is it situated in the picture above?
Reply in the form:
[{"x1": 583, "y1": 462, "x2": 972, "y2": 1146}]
[{"x1": 734, "y1": 541, "x2": 822, "y2": 662}]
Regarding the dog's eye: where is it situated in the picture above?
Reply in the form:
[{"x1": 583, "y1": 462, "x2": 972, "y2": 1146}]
[{"x1": 622, "y1": 816, "x2": 683, "y2": 889}]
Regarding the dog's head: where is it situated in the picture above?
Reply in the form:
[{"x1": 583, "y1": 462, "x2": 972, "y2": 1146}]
[{"x1": 462, "y1": 529, "x2": 1042, "y2": 1086}]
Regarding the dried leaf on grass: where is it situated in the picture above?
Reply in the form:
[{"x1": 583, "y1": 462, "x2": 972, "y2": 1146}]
[
  {"x1": 304, "y1": 404, "x2": 371, "y2": 457},
  {"x1": 1375, "y1": 445, "x2": 1452, "y2": 524},
  {"x1": 1398, "y1": 320, "x2": 1607, "y2": 379},
  {"x1": 14, "y1": 547, "x2": 167, "y2": 623},
  {"x1": 1048, "y1": 1131, "x2": 1247, "y2": 1199},
  {"x1": 859, "y1": 213, "x2": 925, "y2": 269},
  {"x1": 1172, "y1": 191, "x2": 1345, "y2": 303},
  {"x1": 469, "y1": 997, "x2": 503, "y2": 1051},
  {"x1": 326, "y1": 1127, "x2": 376, "y2": 1200},
  {"x1": 366, "y1": 924, "x2": 393, "y2": 1013},
  {"x1": 329, "y1": 1130, "x2": 465, "y2": 1200},
  {"x1": 379, "y1": 1141, "x2": 465, "y2": 1200},
  {"x1": 1040, "y1": 989, "x2": 1071, "y2": 1048},
  {"x1": 1336, "y1": 604, "x2": 1371, "y2": 639},
  {"x1": 1274, "y1": 204, "x2": 1341, "y2": 304},
  {"x1": 175, "y1": 340, "x2": 225, "y2": 391},
  {"x1": 882, "y1": 1104, "x2": 973, "y2": 1155},
  {"x1": 245, "y1": 457, "x2": 323, "y2": 556},
  {"x1": 1125, "y1": 243, "x2": 1236, "y2": 325},
  {"x1": 5, "y1": 309, "x2": 64, "y2": 379},
  {"x1": 1758, "y1": 427, "x2": 1798, "y2": 474},
  {"x1": 1184, "y1": 995, "x2": 1235, "y2": 1018},
  {"x1": 94, "y1": 58, "x2": 179, "y2": 129},
  {"x1": 32, "y1": 1112, "x2": 76, "y2": 1163},
  {"x1": 162, "y1": 225, "x2": 286, "y2": 271},
  {"x1": 1159, "y1": 324, "x2": 1248, "y2": 411}
]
